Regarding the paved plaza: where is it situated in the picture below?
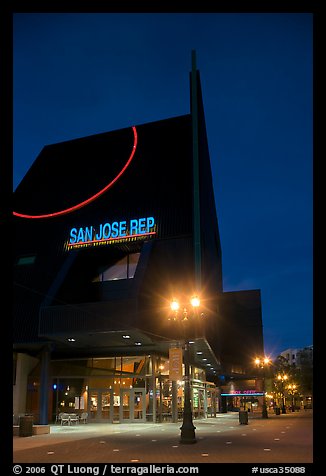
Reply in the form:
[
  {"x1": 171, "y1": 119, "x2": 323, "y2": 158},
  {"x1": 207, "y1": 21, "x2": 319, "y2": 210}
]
[{"x1": 13, "y1": 410, "x2": 313, "y2": 465}]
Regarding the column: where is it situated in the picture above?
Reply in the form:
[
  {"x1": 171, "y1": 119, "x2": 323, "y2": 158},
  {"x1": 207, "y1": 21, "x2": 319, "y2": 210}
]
[
  {"x1": 39, "y1": 345, "x2": 51, "y2": 425},
  {"x1": 172, "y1": 380, "x2": 178, "y2": 422}
]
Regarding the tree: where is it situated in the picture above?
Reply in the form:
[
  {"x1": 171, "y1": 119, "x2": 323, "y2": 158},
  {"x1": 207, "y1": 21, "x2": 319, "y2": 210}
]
[
  {"x1": 296, "y1": 347, "x2": 313, "y2": 398},
  {"x1": 271, "y1": 349, "x2": 313, "y2": 409}
]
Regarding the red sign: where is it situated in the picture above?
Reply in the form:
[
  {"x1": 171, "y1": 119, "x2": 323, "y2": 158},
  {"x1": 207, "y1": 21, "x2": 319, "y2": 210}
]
[{"x1": 230, "y1": 390, "x2": 257, "y2": 394}]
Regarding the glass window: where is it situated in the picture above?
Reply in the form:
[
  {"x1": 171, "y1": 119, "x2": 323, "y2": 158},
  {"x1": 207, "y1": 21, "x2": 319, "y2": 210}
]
[
  {"x1": 128, "y1": 252, "x2": 140, "y2": 278},
  {"x1": 93, "y1": 253, "x2": 141, "y2": 282},
  {"x1": 102, "y1": 256, "x2": 128, "y2": 280},
  {"x1": 16, "y1": 255, "x2": 36, "y2": 265}
]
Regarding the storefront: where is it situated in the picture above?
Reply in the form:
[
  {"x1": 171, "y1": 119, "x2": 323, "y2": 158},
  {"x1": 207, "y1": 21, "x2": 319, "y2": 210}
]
[
  {"x1": 24, "y1": 354, "x2": 219, "y2": 423},
  {"x1": 220, "y1": 380, "x2": 265, "y2": 413}
]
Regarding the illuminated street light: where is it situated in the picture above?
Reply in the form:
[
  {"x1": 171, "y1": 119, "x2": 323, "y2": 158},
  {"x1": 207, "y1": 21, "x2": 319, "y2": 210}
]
[
  {"x1": 190, "y1": 295, "x2": 200, "y2": 308},
  {"x1": 277, "y1": 374, "x2": 288, "y2": 413},
  {"x1": 254, "y1": 356, "x2": 271, "y2": 419},
  {"x1": 170, "y1": 299, "x2": 180, "y2": 312},
  {"x1": 169, "y1": 295, "x2": 203, "y2": 444},
  {"x1": 287, "y1": 383, "x2": 297, "y2": 412}
]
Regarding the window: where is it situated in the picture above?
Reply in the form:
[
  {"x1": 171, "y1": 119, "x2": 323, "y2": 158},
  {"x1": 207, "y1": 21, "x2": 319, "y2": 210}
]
[
  {"x1": 16, "y1": 255, "x2": 36, "y2": 266},
  {"x1": 128, "y1": 252, "x2": 140, "y2": 278},
  {"x1": 93, "y1": 252, "x2": 140, "y2": 282}
]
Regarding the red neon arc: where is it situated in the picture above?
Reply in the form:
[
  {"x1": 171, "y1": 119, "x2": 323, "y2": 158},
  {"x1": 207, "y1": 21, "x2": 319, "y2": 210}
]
[{"x1": 13, "y1": 126, "x2": 138, "y2": 219}]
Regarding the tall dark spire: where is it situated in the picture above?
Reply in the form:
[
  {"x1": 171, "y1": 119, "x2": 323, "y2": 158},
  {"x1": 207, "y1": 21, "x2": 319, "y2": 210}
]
[{"x1": 191, "y1": 50, "x2": 201, "y2": 290}]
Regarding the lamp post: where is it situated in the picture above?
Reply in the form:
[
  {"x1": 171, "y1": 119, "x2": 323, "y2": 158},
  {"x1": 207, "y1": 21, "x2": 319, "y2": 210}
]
[
  {"x1": 170, "y1": 295, "x2": 201, "y2": 444},
  {"x1": 254, "y1": 357, "x2": 271, "y2": 419},
  {"x1": 287, "y1": 383, "x2": 297, "y2": 412},
  {"x1": 158, "y1": 362, "x2": 164, "y2": 423},
  {"x1": 277, "y1": 374, "x2": 288, "y2": 413}
]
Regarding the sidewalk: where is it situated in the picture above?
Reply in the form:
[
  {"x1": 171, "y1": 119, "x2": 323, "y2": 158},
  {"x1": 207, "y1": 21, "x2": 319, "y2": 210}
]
[{"x1": 13, "y1": 410, "x2": 313, "y2": 464}]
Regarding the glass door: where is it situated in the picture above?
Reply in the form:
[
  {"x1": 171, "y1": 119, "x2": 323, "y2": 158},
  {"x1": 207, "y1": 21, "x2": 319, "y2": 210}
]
[
  {"x1": 133, "y1": 389, "x2": 146, "y2": 421},
  {"x1": 120, "y1": 389, "x2": 131, "y2": 422},
  {"x1": 193, "y1": 388, "x2": 205, "y2": 419},
  {"x1": 89, "y1": 390, "x2": 99, "y2": 421},
  {"x1": 101, "y1": 391, "x2": 113, "y2": 422},
  {"x1": 89, "y1": 388, "x2": 145, "y2": 423},
  {"x1": 88, "y1": 389, "x2": 113, "y2": 422},
  {"x1": 198, "y1": 388, "x2": 205, "y2": 418},
  {"x1": 119, "y1": 388, "x2": 146, "y2": 422}
]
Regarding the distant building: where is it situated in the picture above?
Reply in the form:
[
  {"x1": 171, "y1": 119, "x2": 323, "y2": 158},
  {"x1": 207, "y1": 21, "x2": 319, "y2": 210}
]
[
  {"x1": 279, "y1": 345, "x2": 313, "y2": 368},
  {"x1": 277, "y1": 345, "x2": 313, "y2": 409}
]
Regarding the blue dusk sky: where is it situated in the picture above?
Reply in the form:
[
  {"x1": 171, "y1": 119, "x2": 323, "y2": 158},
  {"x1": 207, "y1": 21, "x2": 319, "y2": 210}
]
[{"x1": 12, "y1": 12, "x2": 313, "y2": 358}]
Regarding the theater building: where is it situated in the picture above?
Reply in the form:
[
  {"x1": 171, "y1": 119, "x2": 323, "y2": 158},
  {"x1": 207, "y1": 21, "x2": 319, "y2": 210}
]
[{"x1": 13, "y1": 54, "x2": 265, "y2": 425}]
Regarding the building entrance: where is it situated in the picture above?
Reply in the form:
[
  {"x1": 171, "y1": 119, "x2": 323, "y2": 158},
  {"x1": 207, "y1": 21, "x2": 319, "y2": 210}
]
[
  {"x1": 88, "y1": 388, "x2": 146, "y2": 423},
  {"x1": 89, "y1": 389, "x2": 114, "y2": 422},
  {"x1": 193, "y1": 387, "x2": 205, "y2": 419},
  {"x1": 120, "y1": 388, "x2": 146, "y2": 422}
]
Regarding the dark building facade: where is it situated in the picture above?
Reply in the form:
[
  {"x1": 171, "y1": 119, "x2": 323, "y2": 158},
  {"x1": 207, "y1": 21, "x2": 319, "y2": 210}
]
[{"x1": 13, "y1": 58, "x2": 264, "y2": 425}]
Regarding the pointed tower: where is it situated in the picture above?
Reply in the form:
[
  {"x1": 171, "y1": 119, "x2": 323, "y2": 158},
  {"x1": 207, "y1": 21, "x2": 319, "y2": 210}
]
[{"x1": 190, "y1": 50, "x2": 223, "y2": 295}]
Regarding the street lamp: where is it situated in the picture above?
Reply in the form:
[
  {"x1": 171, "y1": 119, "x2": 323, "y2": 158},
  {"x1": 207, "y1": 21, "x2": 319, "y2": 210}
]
[
  {"x1": 277, "y1": 374, "x2": 288, "y2": 413},
  {"x1": 158, "y1": 362, "x2": 165, "y2": 423},
  {"x1": 169, "y1": 295, "x2": 202, "y2": 444},
  {"x1": 287, "y1": 383, "x2": 297, "y2": 412},
  {"x1": 254, "y1": 356, "x2": 271, "y2": 419}
]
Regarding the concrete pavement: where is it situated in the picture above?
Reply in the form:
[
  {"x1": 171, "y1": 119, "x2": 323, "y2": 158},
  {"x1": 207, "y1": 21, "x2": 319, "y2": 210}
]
[{"x1": 13, "y1": 410, "x2": 313, "y2": 464}]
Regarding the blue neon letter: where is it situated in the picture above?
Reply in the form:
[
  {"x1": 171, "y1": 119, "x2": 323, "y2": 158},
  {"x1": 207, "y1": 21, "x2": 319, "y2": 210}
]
[{"x1": 69, "y1": 228, "x2": 77, "y2": 244}]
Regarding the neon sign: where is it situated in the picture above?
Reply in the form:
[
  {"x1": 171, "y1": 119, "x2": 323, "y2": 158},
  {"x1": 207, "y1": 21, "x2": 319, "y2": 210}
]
[
  {"x1": 230, "y1": 390, "x2": 258, "y2": 395},
  {"x1": 65, "y1": 216, "x2": 156, "y2": 250},
  {"x1": 221, "y1": 390, "x2": 264, "y2": 397},
  {"x1": 13, "y1": 126, "x2": 138, "y2": 219}
]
